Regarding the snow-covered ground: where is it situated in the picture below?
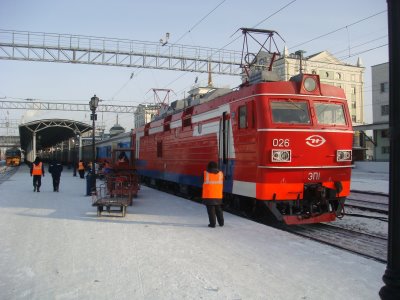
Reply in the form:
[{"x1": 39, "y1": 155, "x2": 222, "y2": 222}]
[
  {"x1": 332, "y1": 162, "x2": 389, "y2": 237},
  {"x1": 351, "y1": 161, "x2": 389, "y2": 194},
  {"x1": 0, "y1": 164, "x2": 387, "y2": 299}
]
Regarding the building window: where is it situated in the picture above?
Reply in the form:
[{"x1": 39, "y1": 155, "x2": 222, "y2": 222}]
[
  {"x1": 381, "y1": 129, "x2": 389, "y2": 138},
  {"x1": 312, "y1": 70, "x2": 317, "y2": 75},
  {"x1": 381, "y1": 105, "x2": 389, "y2": 116},
  {"x1": 380, "y1": 82, "x2": 389, "y2": 93},
  {"x1": 239, "y1": 105, "x2": 247, "y2": 129},
  {"x1": 352, "y1": 101, "x2": 356, "y2": 109},
  {"x1": 382, "y1": 146, "x2": 390, "y2": 154},
  {"x1": 352, "y1": 115, "x2": 356, "y2": 122},
  {"x1": 157, "y1": 141, "x2": 163, "y2": 157},
  {"x1": 335, "y1": 72, "x2": 342, "y2": 80},
  {"x1": 144, "y1": 124, "x2": 150, "y2": 136},
  {"x1": 351, "y1": 86, "x2": 356, "y2": 95}
]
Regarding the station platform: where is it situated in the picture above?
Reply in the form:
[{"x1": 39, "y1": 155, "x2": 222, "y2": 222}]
[{"x1": 0, "y1": 165, "x2": 385, "y2": 299}]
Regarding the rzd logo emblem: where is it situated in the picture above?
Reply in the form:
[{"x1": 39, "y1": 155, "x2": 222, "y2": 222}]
[{"x1": 305, "y1": 135, "x2": 326, "y2": 147}]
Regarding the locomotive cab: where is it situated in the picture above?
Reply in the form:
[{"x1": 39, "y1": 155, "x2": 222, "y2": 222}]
[{"x1": 253, "y1": 73, "x2": 353, "y2": 225}]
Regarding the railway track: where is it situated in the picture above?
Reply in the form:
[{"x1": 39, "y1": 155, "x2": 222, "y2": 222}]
[
  {"x1": 281, "y1": 223, "x2": 387, "y2": 263},
  {"x1": 347, "y1": 191, "x2": 388, "y2": 214},
  {"x1": 0, "y1": 166, "x2": 19, "y2": 185}
]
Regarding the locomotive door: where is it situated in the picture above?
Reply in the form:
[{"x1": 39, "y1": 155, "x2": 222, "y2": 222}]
[{"x1": 219, "y1": 112, "x2": 232, "y2": 183}]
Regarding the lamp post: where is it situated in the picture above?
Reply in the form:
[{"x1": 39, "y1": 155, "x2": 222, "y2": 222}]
[{"x1": 89, "y1": 94, "x2": 99, "y2": 194}]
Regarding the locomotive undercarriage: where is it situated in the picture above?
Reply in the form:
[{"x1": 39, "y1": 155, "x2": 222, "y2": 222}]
[
  {"x1": 141, "y1": 175, "x2": 346, "y2": 225},
  {"x1": 265, "y1": 183, "x2": 346, "y2": 224}
]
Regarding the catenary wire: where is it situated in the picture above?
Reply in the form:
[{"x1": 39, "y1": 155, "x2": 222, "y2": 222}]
[
  {"x1": 290, "y1": 10, "x2": 387, "y2": 49},
  {"x1": 107, "y1": 0, "x2": 227, "y2": 101}
]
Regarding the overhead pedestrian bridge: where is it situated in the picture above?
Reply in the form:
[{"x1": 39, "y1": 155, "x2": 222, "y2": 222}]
[{"x1": 0, "y1": 29, "x2": 242, "y2": 75}]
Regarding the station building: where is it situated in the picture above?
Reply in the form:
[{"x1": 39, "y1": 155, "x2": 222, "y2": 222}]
[{"x1": 354, "y1": 62, "x2": 389, "y2": 161}]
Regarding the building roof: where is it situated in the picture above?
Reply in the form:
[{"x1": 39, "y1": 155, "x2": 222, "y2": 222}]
[
  {"x1": 18, "y1": 119, "x2": 92, "y2": 151},
  {"x1": 353, "y1": 122, "x2": 389, "y2": 131}
]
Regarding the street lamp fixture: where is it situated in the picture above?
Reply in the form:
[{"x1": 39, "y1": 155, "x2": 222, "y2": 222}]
[
  {"x1": 90, "y1": 95, "x2": 100, "y2": 112},
  {"x1": 89, "y1": 94, "x2": 99, "y2": 194}
]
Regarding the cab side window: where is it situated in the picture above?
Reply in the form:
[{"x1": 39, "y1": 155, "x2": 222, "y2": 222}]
[{"x1": 239, "y1": 105, "x2": 247, "y2": 129}]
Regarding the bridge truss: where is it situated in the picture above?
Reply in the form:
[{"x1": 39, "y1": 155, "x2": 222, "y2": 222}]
[
  {"x1": 0, "y1": 29, "x2": 242, "y2": 76},
  {"x1": 0, "y1": 100, "x2": 136, "y2": 113}
]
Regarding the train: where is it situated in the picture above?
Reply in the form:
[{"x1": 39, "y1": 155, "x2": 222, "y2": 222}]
[
  {"x1": 49, "y1": 30, "x2": 354, "y2": 225},
  {"x1": 82, "y1": 132, "x2": 132, "y2": 164},
  {"x1": 133, "y1": 72, "x2": 353, "y2": 225},
  {"x1": 51, "y1": 70, "x2": 353, "y2": 225},
  {"x1": 5, "y1": 147, "x2": 22, "y2": 166}
]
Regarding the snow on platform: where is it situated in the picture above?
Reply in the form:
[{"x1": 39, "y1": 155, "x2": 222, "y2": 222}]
[
  {"x1": 351, "y1": 162, "x2": 389, "y2": 194},
  {"x1": 0, "y1": 165, "x2": 386, "y2": 299}
]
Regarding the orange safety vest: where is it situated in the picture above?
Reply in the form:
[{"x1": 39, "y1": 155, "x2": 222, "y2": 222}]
[
  {"x1": 202, "y1": 171, "x2": 223, "y2": 199},
  {"x1": 32, "y1": 162, "x2": 43, "y2": 175},
  {"x1": 78, "y1": 162, "x2": 84, "y2": 170}
]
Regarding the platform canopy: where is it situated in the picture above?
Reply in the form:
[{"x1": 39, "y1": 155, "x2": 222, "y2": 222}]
[
  {"x1": 353, "y1": 121, "x2": 389, "y2": 131},
  {"x1": 19, "y1": 119, "x2": 92, "y2": 159}
]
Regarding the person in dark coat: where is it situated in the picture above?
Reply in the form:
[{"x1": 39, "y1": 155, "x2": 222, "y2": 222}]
[
  {"x1": 202, "y1": 161, "x2": 224, "y2": 228},
  {"x1": 48, "y1": 160, "x2": 63, "y2": 192},
  {"x1": 30, "y1": 157, "x2": 45, "y2": 192}
]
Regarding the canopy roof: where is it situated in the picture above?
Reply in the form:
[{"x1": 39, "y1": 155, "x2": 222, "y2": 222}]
[{"x1": 19, "y1": 119, "x2": 92, "y2": 151}]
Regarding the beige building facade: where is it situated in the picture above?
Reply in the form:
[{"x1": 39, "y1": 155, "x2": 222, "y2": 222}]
[{"x1": 134, "y1": 104, "x2": 161, "y2": 129}]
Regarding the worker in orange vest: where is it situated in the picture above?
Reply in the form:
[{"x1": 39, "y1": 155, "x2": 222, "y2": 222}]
[
  {"x1": 78, "y1": 160, "x2": 85, "y2": 178},
  {"x1": 30, "y1": 157, "x2": 45, "y2": 192},
  {"x1": 202, "y1": 161, "x2": 224, "y2": 228}
]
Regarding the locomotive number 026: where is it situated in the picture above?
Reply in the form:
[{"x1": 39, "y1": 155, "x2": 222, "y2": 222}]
[{"x1": 272, "y1": 138, "x2": 290, "y2": 147}]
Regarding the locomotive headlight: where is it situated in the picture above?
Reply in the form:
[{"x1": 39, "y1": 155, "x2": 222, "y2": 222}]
[
  {"x1": 336, "y1": 150, "x2": 352, "y2": 162},
  {"x1": 272, "y1": 149, "x2": 292, "y2": 162},
  {"x1": 304, "y1": 77, "x2": 317, "y2": 92}
]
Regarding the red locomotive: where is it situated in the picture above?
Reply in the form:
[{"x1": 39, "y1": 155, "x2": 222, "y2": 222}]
[{"x1": 133, "y1": 29, "x2": 353, "y2": 225}]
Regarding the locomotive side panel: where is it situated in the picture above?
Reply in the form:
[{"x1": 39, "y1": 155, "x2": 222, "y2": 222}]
[
  {"x1": 229, "y1": 97, "x2": 258, "y2": 197},
  {"x1": 137, "y1": 109, "x2": 222, "y2": 188}
]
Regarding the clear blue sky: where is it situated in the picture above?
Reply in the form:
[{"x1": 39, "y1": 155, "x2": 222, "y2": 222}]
[{"x1": 0, "y1": 0, "x2": 388, "y2": 134}]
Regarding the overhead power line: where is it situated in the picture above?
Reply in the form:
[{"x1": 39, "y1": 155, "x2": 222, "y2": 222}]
[
  {"x1": 173, "y1": 0, "x2": 227, "y2": 44},
  {"x1": 253, "y1": 0, "x2": 297, "y2": 28},
  {"x1": 291, "y1": 10, "x2": 387, "y2": 49},
  {"x1": 338, "y1": 43, "x2": 388, "y2": 60},
  {"x1": 162, "y1": 0, "x2": 298, "y2": 98},
  {"x1": 332, "y1": 35, "x2": 388, "y2": 56},
  {"x1": 110, "y1": 0, "x2": 228, "y2": 101}
]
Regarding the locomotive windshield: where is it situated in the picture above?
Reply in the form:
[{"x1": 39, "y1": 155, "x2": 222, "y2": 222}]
[
  {"x1": 5, "y1": 148, "x2": 21, "y2": 156},
  {"x1": 315, "y1": 103, "x2": 346, "y2": 125},
  {"x1": 271, "y1": 100, "x2": 310, "y2": 124}
]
